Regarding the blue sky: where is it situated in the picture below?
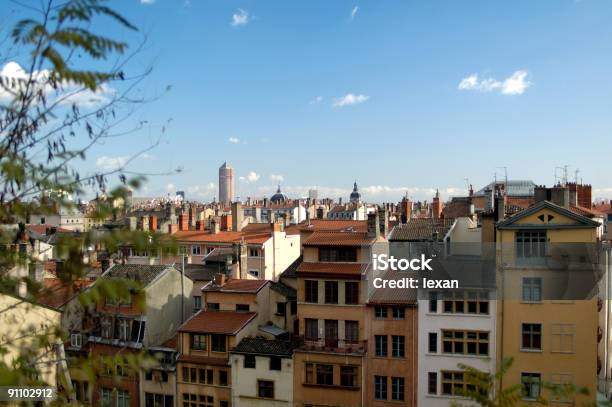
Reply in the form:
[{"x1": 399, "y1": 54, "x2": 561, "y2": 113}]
[{"x1": 3, "y1": 0, "x2": 612, "y2": 202}]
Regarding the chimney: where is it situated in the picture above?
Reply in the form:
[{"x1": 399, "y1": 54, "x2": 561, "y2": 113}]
[
  {"x1": 232, "y1": 202, "x2": 243, "y2": 232},
  {"x1": 534, "y1": 185, "x2": 548, "y2": 203},
  {"x1": 378, "y1": 208, "x2": 389, "y2": 237},
  {"x1": 272, "y1": 219, "x2": 284, "y2": 233},
  {"x1": 551, "y1": 185, "x2": 569, "y2": 208},
  {"x1": 150, "y1": 215, "x2": 158, "y2": 231},
  {"x1": 400, "y1": 198, "x2": 412, "y2": 224},
  {"x1": 432, "y1": 189, "x2": 442, "y2": 219},
  {"x1": 211, "y1": 218, "x2": 220, "y2": 234},
  {"x1": 178, "y1": 214, "x2": 189, "y2": 231},
  {"x1": 168, "y1": 223, "x2": 178, "y2": 234},
  {"x1": 495, "y1": 190, "x2": 506, "y2": 222},
  {"x1": 214, "y1": 273, "x2": 226, "y2": 287},
  {"x1": 367, "y1": 212, "x2": 380, "y2": 239},
  {"x1": 141, "y1": 215, "x2": 149, "y2": 232},
  {"x1": 195, "y1": 220, "x2": 205, "y2": 231}
]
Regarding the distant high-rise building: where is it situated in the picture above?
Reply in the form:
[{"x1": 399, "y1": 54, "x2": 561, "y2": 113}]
[{"x1": 219, "y1": 162, "x2": 234, "y2": 205}]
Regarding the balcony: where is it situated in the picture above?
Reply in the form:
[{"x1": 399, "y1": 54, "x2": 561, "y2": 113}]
[{"x1": 297, "y1": 336, "x2": 367, "y2": 355}]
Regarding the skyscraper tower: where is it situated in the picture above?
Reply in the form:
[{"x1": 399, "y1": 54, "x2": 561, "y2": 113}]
[{"x1": 218, "y1": 162, "x2": 234, "y2": 205}]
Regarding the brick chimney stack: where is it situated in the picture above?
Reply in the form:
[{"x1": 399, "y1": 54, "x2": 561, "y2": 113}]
[
  {"x1": 367, "y1": 212, "x2": 380, "y2": 239},
  {"x1": 232, "y1": 202, "x2": 243, "y2": 232},
  {"x1": 178, "y1": 214, "x2": 189, "y2": 231},
  {"x1": 400, "y1": 196, "x2": 412, "y2": 224},
  {"x1": 150, "y1": 215, "x2": 157, "y2": 232}
]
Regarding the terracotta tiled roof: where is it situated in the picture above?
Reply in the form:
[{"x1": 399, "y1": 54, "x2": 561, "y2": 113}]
[
  {"x1": 163, "y1": 335, "x2": 178, "y2": 350},
  {"x1": 179, "y1": 311, "x2": 256, "y2": 334},
  {"x1": 171, "y1": 230, "x2": 271, "y2": 245},
  {"x1": 26, "y1": 225, "x2": 72, "y2": 235},
  {"x1": 202, "y1": 279, "x2": 268, "y2": 293},
  {"x1": 594, "y1": 202, "x2": 612, "y2": 214},
  {"x1": 298, "y1": 219, "x2": 367, "y2": 233},
  {"x1": 388, "y1": 218, "x2": 455, "y2": 242},
  {"x1": 570, "y1": 205, "x2": 603, "y2": 218},
  {"x1": 302, "y1": 231, "x2": 374, "y2": 246},
  {"x1": 37, "y1": 278, "x2": 93, "y2": 308},
  {"x1": 279, "y1": 255, "x2": 302, "y2": 279},
  {"x1": 296, "y1": 262, "x2": 364, "y2": 276}
]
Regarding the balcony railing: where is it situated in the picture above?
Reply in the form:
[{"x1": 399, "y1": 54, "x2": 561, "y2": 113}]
[{"x1": 298, "y1": 336, "x2": 367, "y2": 354}]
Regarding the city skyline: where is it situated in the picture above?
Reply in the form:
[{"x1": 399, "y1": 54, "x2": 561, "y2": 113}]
[{"x1": 3, "y1": 0, "x2": 612, "y2": 202}]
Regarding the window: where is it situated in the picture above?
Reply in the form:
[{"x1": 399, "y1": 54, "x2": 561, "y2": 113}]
[
  {"x1": 305, "y1": 363, "x2": 314, "y2": 384},
  {"x1": 183, "y1": 367, "x2": 197, "y2": 383},
  {"x1": 101, "y1": 388, "x2": 112, "y2": 407},
  {"x1": 340, "y1": 366, "x2": 358, "y2": 387},
  {"x1": 220, "y1": 402, "x2": 228, "y2": 407},
  {"x1": 316, "y1": 364, "x2": 334, "y2": 385},
  {"x1": 145, "y1": 370, "x2": 153, "y2": 381},
  {"x1": 428, "y1": 372, "x2": 437, "y2": 395},
  {"x1": 70, "y1": 333, "x2": 82, "y2": 349},
  {"x1": 551, "y1": 323, "x2": 575, "y2": 353},
  {"x1": 392, "y1": 335, "x2": 405, "y2": 358},
  {"x1": 522, "y1": 277, "x2": 542, "y2": 302},
  {"x1": 145, "y1": 393, "x2": 173, "y2": 407},
  {"x1": 249, "y1": 248, "x2": 260, "y2": 257},
  {"x1": 207, "y1": 302, "x2": 219, "y2": 311},
  {"x1": 191, "y1": 245, "x2": 201, "y2": 255},
  {"x1": 191, "y1": 334, "x2": 206, "y2": 351},
  {"x1": 429, "y1": 332, "x2": 437, "y2": 353},
  {"x1": 270, "y1": 357, "x2": 282, "y2": 371},
  {"x1": 345, "y1": 282, "x2": 359, "y2": 304},
  {"x1": 193, "y1": 296, "x2": 202, "y2": 313},
  {"x1": 442, "y1": 330, "x2": 489, "y2": 356},
  {"x1": 516, "y1": 230, "x2": 547, "y2": 262},
  {"x1": 248, "y1": 270, "x2": 259, "y2": 278},
  {"x1": 551, "y1": 373, "x2": 573, "y2": 402},
  {"x1": 392, "y1": 377, "x2": 405, "y2": 401},
  {"x1": 324, "y1": 320, "x2": 338, "y2": 346},
  {"x1": 182, "y1": 393, "x2": 212, "y2": 407},
  {"x1": 244, "y1": 355, "x2": 256, "y2": 368},
  {"x1": 521, "y1": 323, "x2": 542, "y2": 350},
  {"x1": 325, "y1": 281, "x2": 338, "y2": 304},
  {"x1": 319, "y1": 247, "x2": 357, "y2": 262},
  {"x1": 117, "y1": 390, "x2": 130, "y2": 407},
  {"x1": 118, "y1": 319, "x2": 129, "y2": 341},
  {"x1": 219, "y1": 370, "x2": 228, "y2": 386},
  {"x1": 375, "y1": 305, "x2": 387, "y2": 319},
  {"x1": 375, "y1": 376, "x2": 387, "y2": 400},
  {"x1": 236, "y1": 304, "x2": 250, "y2": 312},
  {"x1": 392, "y1": 306, "x2": 405, "y2": 319},
  {"x1": 211, "y1": 334, "x2": 226, "y2": 352},
  {"x1": 345, "y1": 320, "x2": 359, "y2": 343},
  {"x1": 258, "y1": 380, "x2": 274, "y2": 398},
  {"x1": 443, "y1": 291, "x2": 489, "y2": 314},
  {"x1": 305, "y1": 318, "x2": 318, "y2": 340},
  {"x1": 206, "y1": 369, "x2": 214, "y2": 384},
  {"x1": 521, "y1": 372, "x2": 541, "y2": 399},
  {"x1": 276, "y1": 302, "x2": 286, "y2": 316},
  {"x1": 375, "y1": 335, "x2": 387, "y2": 357},
  {"x1": 305, "y1": 280, "x2": 318, "y2": 303},
  {"x1": 441, "y1": 371, "x2": 468, "y2": 396}
]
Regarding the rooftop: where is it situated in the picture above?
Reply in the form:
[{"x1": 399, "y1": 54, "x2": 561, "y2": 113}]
[
  {"x1": 102, "y1": 264, "x2": 173, "y2": 286},
  {"x1": 302, "y1": 231, "x2": 374, "y2": 246},
  {"x1": 474, "y1": 180, "x2": 536, "y2": 197},
  {"x1": 296, "y1": 262, "x2": 365, "y2": 278},
  {"x1": 232, "y1": 337, "x2": 299, "y2": 357},
  {"x1": 203, "y1": 279, "x2": 269, "y2": 293},
  {"x1": 388, "y1": 218, "x2": 455, "y2": 242},
  {"x1": 298, "y1": 219, "x2": 368, "y2": 233},
  {"x1": 179, "y1": 311, "x2": 256, "y2": 334}
]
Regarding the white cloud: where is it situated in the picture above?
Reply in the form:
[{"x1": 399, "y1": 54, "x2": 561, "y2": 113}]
[
  {"x1": 309, "y1": 96, "x2": 323, "y2": 104},
  {"x1": 0, "y1": 61, "x2": 115, "y2": 107},
  {"x1": 270, "y1": 174, "x2": 284, "y2": 182},
  {"x1": 458, "y1": 70, "x2": 532, "y2": 95},
  {"x1": 228, "y1": 137, "x2": 240, "y2": 144},
  {"x1": 332, "y1": 93, "x2": 369, "y2": 107},
  {"x1": 240, "y1": 171, "x2": 260, "y2": 183},
  {"x1": 95, "y1": 156, "x2": 129, "y2": 171},
  {"x1": 232, "y1": 9, "x2": 249, "y2": 26},
  {"x1": 140, "y1": 0, "x2": 155, "y2": 4},
  {"x1": 351, "y1": 6, "x2": 359, "y2": 19}
]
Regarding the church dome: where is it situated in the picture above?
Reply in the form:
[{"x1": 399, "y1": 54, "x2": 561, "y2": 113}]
[{"x1": 270, "y1": 184, "x2": 289, "y2": 204}]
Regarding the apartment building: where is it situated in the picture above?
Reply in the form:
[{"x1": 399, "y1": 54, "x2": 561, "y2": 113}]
[
  {"x1": 85, "y1": 264, "x2": 193, "y2": 407},
  {"x1": 389, "y1": 215, "x2": 497, "y2": 406},
  {"x1": 366, "y1": 270, "x2": 418, "y2": 406},
  {"x1": 292, "y1": 213, "x2": 388, "y2": 407},
  {"x1": 495, "y1": 198, "x2": 600, "y2": 405},
  {"x1": 230, "y1": 337, "x2": 299, "y2": 406}
]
